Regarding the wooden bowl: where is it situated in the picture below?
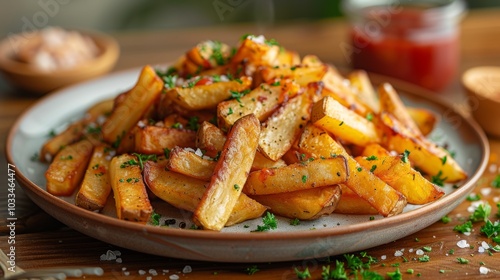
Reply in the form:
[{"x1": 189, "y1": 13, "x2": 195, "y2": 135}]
[
  {"x1": 462, "y1": 66, "x2": 500, "y2": 138},
  {"x1": 0, "y1": 29, "x2": 119, "y2": 94}
]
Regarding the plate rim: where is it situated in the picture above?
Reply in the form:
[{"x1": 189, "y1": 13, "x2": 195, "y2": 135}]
[{"x1": 6, "y1": 68, "x2": 490, "y2": 243}]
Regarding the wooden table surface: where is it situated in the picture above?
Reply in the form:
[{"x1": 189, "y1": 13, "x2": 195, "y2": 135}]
[{"x1": 2, "y1": 8, "x2": 500, "y2": 280}]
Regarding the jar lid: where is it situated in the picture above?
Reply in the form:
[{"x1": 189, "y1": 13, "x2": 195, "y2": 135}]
[{"x1": 463, "y1": 66, "x2": 500, "y2": 103}]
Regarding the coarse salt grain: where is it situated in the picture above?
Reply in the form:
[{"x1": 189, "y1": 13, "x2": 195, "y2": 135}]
[
  {"x1": 409, "y1": 248, "x2": 414, "y2": 253},
  {"x1": 489, "y1": 164, "x2": 497, "y2": 173},
  {"x1": 122, "y1": 267, "x2": 127, "y2": 271},
  {"x1": 481, "y1": 188, "x2": 492, "y2": 196},
  {"x1": 478, "y1": 247, "x2": 485, "y2": 253},
  {"x1": 139, "y1": 270, "x2": 146, "y2": 276},
  {"x1": 123, "y1": 271, "x2": 130, "y2": 276},
  {"x1": 170, "y1": 274, "x2": 180, "y2": 280},
  {"x1": 494, "y1": 197, "x2": 500, "y2": 203},
  {"x1": 149, "y1": 269, "x2": 158, "y2": 276},
  {"x1": 381, "y1": 255, "x2": 387, "y2": 260},
  {"x1": 182, "y1": 265, "x2": 192, "y2": 274},
  {"x1": 416, "y1": 249, "x2": 424, "y2": 255},
  {"x1": 116, "y1": 258, "x2": 122, "y2": 263},
  {"x1": 464, "y1": 232, "x2": 471, "y2": 236},
  {"x1": 482, "y1": 241, "x2": 490, "y2": 249},
  {"x1": 394, "y1": 250, "x2": 404, "y2": 257},
  {"x1": 146, "y1": 277, "x2": 152, "y2": 280},
  {"x1": 457, "y1": 240, "x2": 469, "y2": 248},
  {"x1": 480, "y1": 267, "x2": 489, "y2": 275}
]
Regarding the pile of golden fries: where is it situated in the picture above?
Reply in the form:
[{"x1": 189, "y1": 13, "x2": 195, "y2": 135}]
[{"x1": 41, "y1": 35, "x2": 467, "y2": 231}]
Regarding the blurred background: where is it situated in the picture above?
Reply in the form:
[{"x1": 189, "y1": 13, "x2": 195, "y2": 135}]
[{"x1": 1, "y1": 0, "x2": 499, "y2": 39}]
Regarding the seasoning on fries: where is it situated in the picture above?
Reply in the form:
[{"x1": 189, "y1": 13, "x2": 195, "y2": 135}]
[{"x1": 41, "y1": 34, "x2": 467, "y2": 230}]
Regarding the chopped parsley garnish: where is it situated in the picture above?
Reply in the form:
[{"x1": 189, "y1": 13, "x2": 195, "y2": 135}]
[
  {"x1": 387, "y1": 268, "x2": 402, "y2": 280},
  {"x1": 470, "y1": 203, "x2": 491, "y2": 223},
  {"x1": 271, "y1": 80, "x2": 281, "y2": 86},
  {"x1": 48, "y1": 130, "x2": 57, "y2": 137},
  {"x1": 162, "y1": 75, "x2": 177, "y2": 89},
  {"x1": 245, "y1": 265, "x2": 259, "y2": 275},
  {"x1": 265, "y1": 38, "x2": 280, "y2": 46},
  {"x1": 366, "y1": 155, "x2": 378, "y2": 161},
  {"x1": 480, "y1": 219, "x2": 500, "y2": 238},
  {"x1": 366, "y1": 113, "x2": 374, "y2": 122},
  {"x1": 456, "y1": 257, "x2": 469, "y2": 264},
  {"x1": 171, "y1": 122, "x2": 182, "y2": 129},
  {"x1": 253, "y1": 212, "x2": 277, "y2": 232},
  {"x1": 163, "y1": 148, "x2": 171, "y2": 159},
  {"x1": 302, "y1": 175, "x2": 308, "y2": 183},
  {"x1": 30, "y1": 153, "x2": 39, "y2": 161},
  {"x1": 187, "y1": 116, "x2": 200, "y2": 131},
  {"x1": 407, "y1": 269, "x2": 414, "y2": 274},
  {"x1": 150, "y1": 212, "x2": 161, "y2": 226},
  {"x1": 131, "y1": 153, "x2": 158, "y2": 170},
  {"x1": 60, "y1": 155, "x2": 73, "y2": 160},
  {"x1": 431, "y1": 170, "x2": 447, "y2": 187},
  {"x1": 210, "y1": 40, "x2": 226, "y2": 66},
  {"x1": 294, "y1": 267, "x2": 311, "y2": 279},
  {"x1": 370, "y1": 165, "x2": 377, "y2": 172},
  {"x1": 86, "y1": 125, "x2": 101, "y2": 134},
  {"x1": 230, "y1": 89, "x2": 251, "y2": 103},
  {"x1": 233, "y1": 184, "x2": 240, "y2": 190},
  {"x1": 344, "y1": 254, "x2": 363, "y2": 271},
  {"x1": 466, "y1": 193, "x2": 481, "y2": 201},
  {"x1": 321, "y1": 260, "x2": 347, "y2": 280},
  {"x1": 212, "y1": 75, "x2": 221, "y2": 82},
  {"x1": 357, "y1": 167, "x2": 363, "y2": 172},
  {"x1": 339, "y1": 121, "x2": 344, "y2": 126},
  {"x1": 454, "y1": 221, "x2": 473, "y2": 233},
  {"x1": 441, "y1": 215, "x2": 451, "y2": 224},
  {"x1": 227, "y1": 107, "x2": 233, "y2": 115},
  {"x1": 422, "y1": 246, "x2": 432, "y2": 252},
  {"x1": 290, "y1": 218, "x2": 300, "y2": 226},
  {"x1": 441, "y1": 155, "x2": 447, "y2": 165},
  {"x1": 418, "y1": 255, "x2": 430, "y2": 262},
  {"x1": 492, "y1": 175, "x2": 500, "y2": 188},
  {"x1": 120, "y1": 160, "x2": 138, "y2": 169},
  {"x1": 448, "y1": 249, "x2": 454, "y2": 255},
  {"x1": 401, "y1": 150, "x2": 410, "y2": 163}
]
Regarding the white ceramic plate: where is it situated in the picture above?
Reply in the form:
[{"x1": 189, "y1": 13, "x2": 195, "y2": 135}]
[{"x1": 7, "y1": 68, "x2": 489, "y2": 263}]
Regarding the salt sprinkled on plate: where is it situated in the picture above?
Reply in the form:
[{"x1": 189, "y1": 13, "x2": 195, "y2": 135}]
[
  {"x1": 169, "y1": 274, "x2": 180, "y2": 280},
  {"x1": 416, "y1": 249, "x2": 424, "y2": 255},
  {"x1": 457, "y1": 240, "x2": 469, "y2": 248},
  {"x1": 480, "y1": 266, "x2": 489, "y2": 275}
]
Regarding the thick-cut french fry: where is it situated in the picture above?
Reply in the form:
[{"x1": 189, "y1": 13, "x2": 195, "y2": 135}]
[
  {"x1": 167, "y1": 146, "x2": 216, "y2": 181},
  {"x1": 348, "y1": 70, "x2": 379, "y2": 113},
  {"x1": 260, "y1": 64, "x2": 328, "y2": 86},
  {"x1": 193, "y1": 114, "x2": 260, "y2": 231},
  {"x1": 45, "y1": 139, "x2": 94, "y2": 196},
  {"x1": 143, "y1": 161, "x2": 266, "y2": 226},
  {"x1": 334, "y1": 185, "x2": 378, "y2": 215},
  {"x1": 40, "y1": 121, "x2": 85, "y2": 162},
  {"x1": 311, "y1": 96, "x2": 380, "y2": 146},
  {"x1": 84, "y1": 98, "x2": 114, "y2": 123},
  {"x1": 134, "y1": 125, "x2": 196, "y2": 155},
  {"x1": 322, "y1": 68, "x2": 370, "y2": 117},
  {"x1": 101, "y1": 65, "x2": 163, "y2": 147},
  {"x1": 231, "y1": 36, "x2": 280, "y2": 67},
  {"x1": 298, "y1": 124, "x2": 406, "y2": 216},
  {"x1": 109, "y1": 154, "x2": 153, "y2": 222},
  {"x1": 196, "y1": 121, "x2": 287, "y2": 170},
  {"x1": 244, "y1": 157, "x2": 348, "y2": 195},
  {"x1": 165, "y1": 77, "x2": 252, "y2": 110},
  {"x1": 75, "y1": 145, "x2": 114, "y2": 211},
  {"x1": 356, "y1": 154, "x2": 445, "y2": 205},
  {"x1": 251, "y1": 185, "x2": 342, "y2": 220},
  {"x1": 259, "y1": 92, "x2": 312, "y2": 161},
  {"x1": 407, "y1": 107, "x2": 438, "y2": 136},
  {"x1": 378, "y1": 83, "x2": 422, "y2": 137},
  {"x1": 380, "y1": 112, "x2": 467, "y2": 183},
  {"x1": 217, "y1": 80, "x2": 300, "y2": 130}
]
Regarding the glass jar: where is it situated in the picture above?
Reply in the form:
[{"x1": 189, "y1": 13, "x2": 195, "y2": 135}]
[{"x1": 342, "y1": 0, "x2": 466, "y2": 92}]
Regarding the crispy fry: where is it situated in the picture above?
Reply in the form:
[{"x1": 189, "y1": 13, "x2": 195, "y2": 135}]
[
  {"x1": 297, "y1": 124, "x2": 406, "y2": 216},
  {"x1": 311, "y1": 96, "x2": 380, "y2": 146},
  {"x1": 356, "y1": 153, "x2": 445, "y2": 204},
  {"x1": 348, "y1": 70, "x2": 379, "y2": 113},
  {"x1": 40, "y1": 120, "x2": 85, "y2": 162},
  {"x1": 109, "y1": 154, "x2": 153, "y2": 222},
  {"x1": 379, "y1": 112, "x2": 467, "y2": 183},
  {"x1": 251, "y1": 185, "x2": 342, "y2": 220},
  {"x1": 260, "y1": 64, "x2": 328, "y2": 86},
  {"x1": 407, "y1": 107, "x2": 438, "y2": 136},
  {"x1": 259, "y1": 92, "x2": 312, "y2": 161},
  {"x1": 164, "y1": 77, "x2": 252, "y2": 110},
  {"x1": 167, "y1": 146, "x2": 216, "y2": 181},
  {"x1": 144, "y1": 160, "x2": 266, "y2": 226},
  {"x1": 45, "y1": 139, "x2": 94, "y2": 196},
  {"x1": 75, "y1": 145, "x2": 114, "y2": 211},
  {"x1": 193, "y1": 114, "x2": 260, "y2": 231},
  {"x1": 334, "y1": 184, "x2": 378, "y2": 215},
  {"x1": 101, "y1": 65, "x2": 163, "y2": 147},
  {"x1": 134, "y1": 125, "x2": 196, "y2": 155},
  {"x1": 243, "y1": 157, "x2": 348, "y2": 195}
]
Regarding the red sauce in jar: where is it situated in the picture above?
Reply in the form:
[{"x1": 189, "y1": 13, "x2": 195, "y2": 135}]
[{"x1": 349, "y1": 4, "x2": 462, "y2": 92}]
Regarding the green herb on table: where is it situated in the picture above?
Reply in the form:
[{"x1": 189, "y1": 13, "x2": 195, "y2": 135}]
[
  {"x1": 290, "y1": 218, "x2": 300, "y2": 226},
  {"x1": 418, "y1": 255, "x2": 430, "y2": 262},
  {"x1": 454, "y1": 221, "x2": 473, "y2": 233},
  {"x1": 294, "y1": 267, "x2": 311, "y2": 279},
  {"x1": 387, "y1": 268, "x2": 402, "y2": 280},
  {"x1": 245, "y1": 265, "x2": 259, "y2": 275},
  {"x1": 321, "y1": 260, "x2": 347, "y2": 280},
  {"x1": 466, "y1": 193, "x2": 481, "y2": 201},
  {"x1": 441, "y1": 215, "x2": 451, "y2": 224},
  {"x1": 470, "y1": 203, "x2": 491, "y2": 223},
  {"x1": 491, "y1": 174, "x2": 500, "y2": 188},
  {"x1": 457, "y1": 257, "x2": 469, "y2": 264},
  {"x1": 150, "y1": 212, "x2": 161, "y2": 226},
  {"x1": 480, "y1": 219, "x2": 500, "y2": 238},
  {"x1": 431, "y1": 170, "x2": 447, "y2": 187}
]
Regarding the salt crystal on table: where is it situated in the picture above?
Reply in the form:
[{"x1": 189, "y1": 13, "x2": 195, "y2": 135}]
[
  {"x1": 480, "y1": 267, "x2": 489, "y2": 274},
  {"x1": 416, "y1": 249, "x2": 424, "y2": 255},
  {"x1": 394, "y1": 250, "x2": 404, "y2": 257},
  {"x1": 138, "y1": 270, "x2": 146, "y2": 276},
  {"x1": 170, "y1": 274, "x2": 180, "y2": 280},
  {"x1": 149, "y1": 269, "x2": 158, "y2": 276},
  {"x1": 482, "y1": 241, "x2": 490, "y2": 249},
  {"x1": 480, "y1": 188, "x2": 492, "y2": 196},
  {"x1": 182, "y1": 265, "x2": 192, "y2": 273},
  {"x1": 478, "y1": 247, "x2": 485, "y2": 253},
  {"x1": 489, "y1": 164, "x2": 497, "y2": 173},
  {"x1": 457, "y1": 240, "x2": 469, "y2": 248},
  {"x1": 116, "y1": 258, "x2": 122, "y2": 263},
  {"x1": 381, "y1": 255, "x2": 387, "y2": 260}
]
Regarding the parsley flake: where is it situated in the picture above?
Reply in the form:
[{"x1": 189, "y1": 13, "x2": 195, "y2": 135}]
[{"x1": 253, "y1": 212, "x2": 277, "y2": 232}]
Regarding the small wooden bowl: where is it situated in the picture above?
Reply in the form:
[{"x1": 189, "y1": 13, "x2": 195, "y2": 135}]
[
  {"x1": 0, "y1": 29, "x2": 119, "y2": 94},
  {"x1": 462, "y1": 66, "x2": 500, "y2": 138}
]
